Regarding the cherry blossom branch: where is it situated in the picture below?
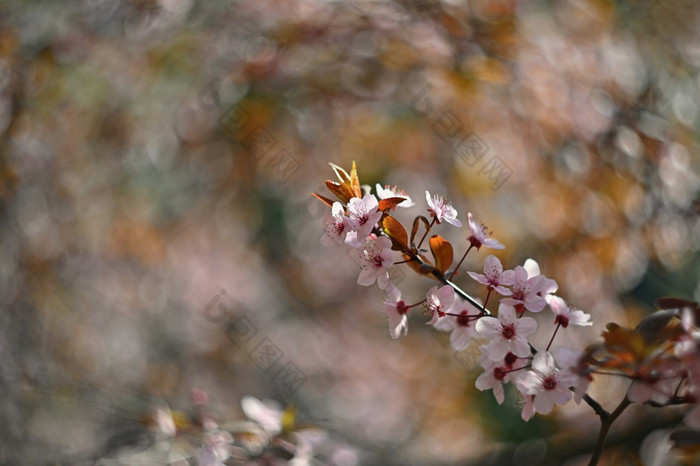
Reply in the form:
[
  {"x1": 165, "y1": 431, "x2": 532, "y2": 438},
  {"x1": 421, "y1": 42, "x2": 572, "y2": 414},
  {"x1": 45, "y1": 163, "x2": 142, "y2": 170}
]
[
  {"x1": 393, "y1": 225, "x2": 611, "y2": 422},
  {"x1": 582, "y1": 394, "x2": 610, "y2": 420},
  {"x1": 444, "y1": 278, "x2": 491, "y2": 316},
  {"x1": 588, "y1": 396, "x2": 632, "y2": 466}
]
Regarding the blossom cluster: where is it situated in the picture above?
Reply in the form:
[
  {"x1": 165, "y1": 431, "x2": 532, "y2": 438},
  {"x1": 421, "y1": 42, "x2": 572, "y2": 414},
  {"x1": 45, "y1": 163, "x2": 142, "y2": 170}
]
[
  {"x1": 314, "y1": 163, "x2": 700, "y2": 466},
  {"x1": 316, "y1": 163, "x2": 594, "y2": 421},
  {"x1": 314, "y1": 164, "x2": 700, "y2": 449}
]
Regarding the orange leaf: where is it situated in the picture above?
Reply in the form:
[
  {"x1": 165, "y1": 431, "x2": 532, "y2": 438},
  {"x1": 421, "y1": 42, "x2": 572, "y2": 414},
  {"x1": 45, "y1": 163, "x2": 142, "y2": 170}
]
[
  {"x1": 602, "y1": 323, "x2": 646, "y2": 358},
  {"x1": 347, "y1": 161, "x2": 362, "y2": 198},
  {"x1": 328, "y1": 162, "x2": 362, "y2": 201},
  {"x1": 311, "y1": 192, "x2": 335, "y2": 209},
  {"x1": 381, "y1": 215, "x2": 408, "y2": 250},
  {"x1": 429, "y1": 235, "x2": 453, "y2": 274},
  {"x1": 377, "y1": 197, "x2": 407, "y2": 212},
  {"x1": 325, "y1": 180, "x2": 355, "y2": 204}
]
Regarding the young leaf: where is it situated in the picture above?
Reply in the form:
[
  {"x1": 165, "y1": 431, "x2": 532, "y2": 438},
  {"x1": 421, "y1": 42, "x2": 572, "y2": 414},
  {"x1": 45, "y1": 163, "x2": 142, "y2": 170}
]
[
  {"x1": 381, "y1": 215, "x2": 408, "y2": 250},
  {"x1": 329, "y1": 162, "x2": 350, "y2": 183},
  {"x1": 328, "y1": 162, "x2": 362, "y2": 201},
  {"x1": 311, "y1": 192, "x2": 335, "y2": 209},
  {"x1": 326, "y1": 180, "x2": 355, "y2": 204},
  {"x1": 429, "y1": 235, "x2": 453, "y2": 274},
  {"x1": 347, "y1": 161, "x2": 361, "y2": 198},
  {"x1": 378, "y1": 197, "x2": 407, "y2": 212}
]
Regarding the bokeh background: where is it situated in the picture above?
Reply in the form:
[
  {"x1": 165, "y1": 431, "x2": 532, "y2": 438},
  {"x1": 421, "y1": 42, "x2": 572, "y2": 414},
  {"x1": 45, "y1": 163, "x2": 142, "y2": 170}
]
[{"x1": 1, "y1": 0, "x2": 699, "y2": 464}]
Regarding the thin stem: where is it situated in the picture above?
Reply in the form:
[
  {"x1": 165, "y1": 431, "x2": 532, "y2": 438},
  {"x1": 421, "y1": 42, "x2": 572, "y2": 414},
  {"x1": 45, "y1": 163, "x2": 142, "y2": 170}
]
[
  {"x1": 481, "y1": 288, "x2": 492, "y2": 315},
  {"x1": 444, "y1": 312, "x2": 482, "y2": 319},
  {"x1": 448, "y1": 243, "x2": 474, "y2": 280},
  {"x1": 416, "y1": 217, "x2": 436, "y2": 250},
  {"x1": 588, "y1": 396, "x2": 632, "y2": 466},
  {"x1": 673, "y1": 374, "x2": 687, "y2": 398},
  {"x1": 545, "y1": 322, "x2": 561, "y2": 352},
  {"x1": 504, "y1": 364, "x2": 531, "y2": 374}
]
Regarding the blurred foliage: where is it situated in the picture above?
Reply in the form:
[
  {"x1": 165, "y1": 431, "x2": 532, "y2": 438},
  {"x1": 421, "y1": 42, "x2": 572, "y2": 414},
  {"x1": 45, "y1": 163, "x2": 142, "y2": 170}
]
[{"x1": 0, "y1": 0, "x2": 698, "y2": 464}]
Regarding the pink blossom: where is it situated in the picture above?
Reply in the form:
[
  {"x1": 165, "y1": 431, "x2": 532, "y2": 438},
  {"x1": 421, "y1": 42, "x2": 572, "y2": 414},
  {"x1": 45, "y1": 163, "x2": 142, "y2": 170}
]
[
  {"x1": 347, "y1": 194, "x2": 383, "y2": 239},
  {"x1": 383, "y1": 284, "x2": 409, "y2": 339},
  {"x1": 321, "y1": 202, "x2": 351, "y2": 246},
  {"x1": 475, "y1": 357, "x2": 509, "y2": 404},
  {"x1": 476, "y1": 303, "x2": 537, "y2": 360},
  {"x1": 466, "y1": 212, "x2": 504, "y2": 250},
  {"x1": 425, "y1": 191, "x2": 462, "y2": 227},
  {"x1": 433, "y1": 296, "x2": 481, "y2": 351},
  {"x1": 523, "y1": 258, "x2": 558, "y2": 300},
  {"x1": 467, "y1": 255, "x2": 514, "y2": 296},
  {"x1": 343, "y1": 230, "x2": 366, "y2": 249},
  {"x1": 552, "y1": 346, "x2": 592, "y2": 403},
  {"x1": 548, "y1": 296, "x2": 592, "y2": 328},
  {"x1": 500, "y1": 266, "x2": 547, "y2": 313},
  {"x1": 424, "y1": 285, "x2": 455, "y2": 325},
  {"x1": 475, "y1": 352, "x2": 524, "y2": 404},
  {"x1": 520, "y1": 394, "x2": 536, "y2": 421},
  {"x1": 516, "y1": 351, "x2": 575, "y2": 416},
  {"x1": 376, "y1": 184, "x2": 414, "y2": 208},
  {"x1": 355, "y1": 236, "x2": 394, "y2": 289}
]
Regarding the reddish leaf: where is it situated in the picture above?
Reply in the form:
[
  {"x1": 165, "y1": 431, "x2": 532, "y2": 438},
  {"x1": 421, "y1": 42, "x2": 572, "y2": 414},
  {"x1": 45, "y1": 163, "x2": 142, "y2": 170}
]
[
  {"x1": 326, "y1": 180, "x2": 355, "y2": 204},
  {"x1": 656, "y1": 297, "x2": 698, "y2": 311},
  {"x1": 381, "y1": 215, "x2": 408, "y2": 250},
  {"x1": 328, "y1": 162, "x2": 362, "y2": 201},
  {"x1": 429, "y1": 235, "x2": 453, "y2": 274},
  {"x1": 347, "y1": 161, "x2": 362, "y2": 198},
  {"x1": 311, "y1": 192, "x2": 335, "y2": 209},
  {"x1": 377, "y1": 197, "x2": 407, "y2": 212}
]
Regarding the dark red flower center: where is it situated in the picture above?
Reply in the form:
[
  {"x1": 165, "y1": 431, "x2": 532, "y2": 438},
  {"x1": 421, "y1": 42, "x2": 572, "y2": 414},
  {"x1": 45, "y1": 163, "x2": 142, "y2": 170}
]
[
  {"x1": 457, "y1": 311, "x2": 470, "y2": 327},
  {"x1": 396, "y1": 301, "x2": 409, "y2": 315},
  {"x1": 555, "y1": 314, "x2": 569, "y2": 328},
  {"x1": 502, "y1": 324, "x2": 515, "y2": 340},
  {"x1": 469, "y1": 236, "x2": 482, "y2": 249},
  {"x1": 543, "y1": 376, "x2": 557, "y2": 391},
  {"x1": 494, "y1": 367, "x2": 507, "y2": 381}
]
